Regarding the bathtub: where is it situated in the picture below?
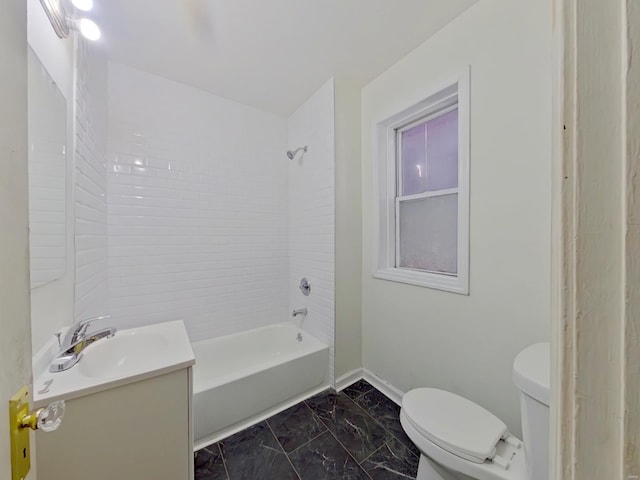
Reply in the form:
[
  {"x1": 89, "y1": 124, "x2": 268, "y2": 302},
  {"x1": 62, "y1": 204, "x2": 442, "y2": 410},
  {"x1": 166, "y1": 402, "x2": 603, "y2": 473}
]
[{"x1": 192, "y1": 322, "x2": 329, "y2": 448}]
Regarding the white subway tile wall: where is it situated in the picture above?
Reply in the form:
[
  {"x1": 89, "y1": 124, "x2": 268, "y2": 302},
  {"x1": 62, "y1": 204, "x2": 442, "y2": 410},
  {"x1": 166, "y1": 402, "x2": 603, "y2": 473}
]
[
  {"x1": 287, "y1": 79, "x2": 336, "y2": 385},
  {"x1": 74, "y1": 38, "x2": 108, "y2": 321},
  {"x1": 106, "y1": 63, "x2": 290, "y2": 342}
]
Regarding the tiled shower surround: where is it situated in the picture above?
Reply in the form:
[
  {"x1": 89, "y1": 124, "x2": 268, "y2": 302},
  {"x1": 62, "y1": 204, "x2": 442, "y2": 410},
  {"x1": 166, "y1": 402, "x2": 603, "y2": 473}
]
[
  {"x1": 106, "y1": 63, "x2": 288, "y2": 341},
  {"x1": 103, "y1": 62, "x2": 335, "y2": 370},
  {"x1": 195, "y1": 381, "x2": 419, "y2": 480}
]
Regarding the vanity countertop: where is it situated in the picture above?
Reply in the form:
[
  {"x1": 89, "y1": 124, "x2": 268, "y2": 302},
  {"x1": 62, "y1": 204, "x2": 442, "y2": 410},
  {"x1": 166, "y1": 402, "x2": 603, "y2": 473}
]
[{"x1": 34, "y1": 320, "x2": 195, "y2": 407}]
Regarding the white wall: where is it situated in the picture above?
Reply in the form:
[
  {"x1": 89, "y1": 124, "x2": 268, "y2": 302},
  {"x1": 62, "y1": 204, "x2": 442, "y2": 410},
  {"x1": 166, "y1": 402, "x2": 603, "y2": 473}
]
[
  {"x1": 287, "y1": 79, "x2": 336, "y2": 384},
  {"x1": 334, "y1": 79, "x2": 363, "y2": 380},
  {"x1": 361, "y1": 0, "x2": 551, "y2": 436},
  {"x1": 27, "y1": 0, "x2": 75, "y2": 354},
  {"x1": 107, "y1": 63, "x2": 289, "y2": 342},
  {"x1": 74, "y1": 39, "x2": 108, "y2": 322}
]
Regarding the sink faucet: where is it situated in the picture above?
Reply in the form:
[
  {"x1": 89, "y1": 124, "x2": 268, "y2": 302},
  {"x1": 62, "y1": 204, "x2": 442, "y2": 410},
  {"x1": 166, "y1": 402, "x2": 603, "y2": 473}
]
[
  {"x1": 50, "y1": 316, "x2": 117, "y2": 373},
  {"x1": 292, "y1": 308, "x2": 308, "y2": 317}
]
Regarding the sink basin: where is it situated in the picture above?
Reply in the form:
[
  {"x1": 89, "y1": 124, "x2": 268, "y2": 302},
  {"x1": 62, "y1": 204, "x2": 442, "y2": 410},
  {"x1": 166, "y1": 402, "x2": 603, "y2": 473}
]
[
  {"x1": 78, "y1": 331, "x2": 170, "y2": 379},
  {"x1": 33, "y1": 320, "x2": 195, "y2": 406}
]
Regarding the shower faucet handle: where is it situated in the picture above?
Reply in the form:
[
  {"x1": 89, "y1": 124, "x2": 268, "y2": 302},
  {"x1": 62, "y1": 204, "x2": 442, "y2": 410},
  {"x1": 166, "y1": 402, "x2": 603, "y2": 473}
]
[{"x1": 299, "y1": 278, "x2": 311, "y2": 296}]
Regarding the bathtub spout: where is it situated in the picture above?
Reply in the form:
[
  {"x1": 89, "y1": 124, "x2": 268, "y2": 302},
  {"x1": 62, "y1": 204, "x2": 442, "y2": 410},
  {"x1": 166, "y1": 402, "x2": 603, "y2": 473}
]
[{"x1": 292, "y1": 308, "x2": 308, "y2": 317}]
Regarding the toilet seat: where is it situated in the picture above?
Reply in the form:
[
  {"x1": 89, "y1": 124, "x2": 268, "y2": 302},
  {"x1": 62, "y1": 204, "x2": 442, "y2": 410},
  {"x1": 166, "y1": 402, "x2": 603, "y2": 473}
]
[
  {"x1": 402, "y1": 388, "x2": 508, "y2": 463},
  {"x1": 400, "y1": 409, "x2": 527, "y2": 480}
]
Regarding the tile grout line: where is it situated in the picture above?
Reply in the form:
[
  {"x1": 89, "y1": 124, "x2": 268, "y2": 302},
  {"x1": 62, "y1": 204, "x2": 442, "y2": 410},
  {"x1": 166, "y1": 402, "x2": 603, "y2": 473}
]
[
  {"x1": 342, "y1": 391, "x2": 391, "y2": 435},
  {"x1": 307, "y1": 402, "x2": 374, "y2": 480},
  {"x1": 264, "y1": 418, "x2": 303, "y2": 480},
  {"x1": 268, "y1": 402, "x2": 328, "y2": 456},
  {"x1": 350, "y1": 391, "x2": 420, "y2": 459},
  {"x1": 343, "y1": 390, "x2": 421, "y2": 463},
  {"x1": 285, "y1": 425, "x2": 328, "y2": 456},
  {"x1": 216, "y1": 441, "x2": 231, "y2": 480},
  {"x1": 345, "y1": 394, "x2": 399, "y2": 450},
  {"x1": 358, "y1": 437, "x2": 393, "y2": 466},
  {"x1": 322, "y1": 422, "x2": 375, "y2": 480},
  {"x1": 342, "y1": 391, "x2": 420, "y2": 478},
  {"x1": 343, "y1": 382, "x2": 374, "y2": 403}
]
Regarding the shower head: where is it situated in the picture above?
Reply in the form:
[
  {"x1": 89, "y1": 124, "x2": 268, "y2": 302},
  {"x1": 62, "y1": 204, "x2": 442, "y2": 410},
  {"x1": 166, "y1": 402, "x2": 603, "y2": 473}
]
[{"x1": 287, "y1": 146, "x2": 308, "y2": 160}]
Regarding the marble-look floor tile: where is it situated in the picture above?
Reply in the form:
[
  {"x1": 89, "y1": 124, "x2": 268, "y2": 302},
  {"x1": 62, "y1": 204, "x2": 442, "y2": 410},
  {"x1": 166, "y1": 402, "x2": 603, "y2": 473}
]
[
  {"x1": 304, "y1": 389, "x2": 339, "y2": 415},
  {"x1": 289, "y1": 431, "x2": 371, "y2": 480},
  {"x1": 361, "y1": 438, "x2": 419, "y2": 480},
  {"x1": 356, "y1": 388, "x2": 419, "y2": 456},
  {"x1": 220, "y1": 422, "x2": 299, "y2": 480},
  {"x1": 194, "y1": 444, "x2": 228, "y2": 480},
  {"x1": 342, "y1": 380, "x2": 374, "y2": 400},
  {"x1": 267, "y1": 402, "x2": 327, "y2": 452},
  {"x1": 195, "y1": 387, "x2": 422, "y2": 480},
  {"x1": 306, "y1": 391, "x2": 390, "y2": 462}
]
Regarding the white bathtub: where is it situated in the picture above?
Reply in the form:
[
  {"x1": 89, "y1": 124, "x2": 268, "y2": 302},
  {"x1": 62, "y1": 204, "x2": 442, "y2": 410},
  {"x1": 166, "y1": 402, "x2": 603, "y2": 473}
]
[{"x1": 192, "y1": 322, "x2": 329, "y2": 448}]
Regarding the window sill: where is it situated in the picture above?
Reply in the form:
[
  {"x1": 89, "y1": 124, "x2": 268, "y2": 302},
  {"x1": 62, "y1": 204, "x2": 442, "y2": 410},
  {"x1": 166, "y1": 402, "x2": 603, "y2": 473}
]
[{"x1": 373, "y1": 268, "x2": 469, "y2": 295}]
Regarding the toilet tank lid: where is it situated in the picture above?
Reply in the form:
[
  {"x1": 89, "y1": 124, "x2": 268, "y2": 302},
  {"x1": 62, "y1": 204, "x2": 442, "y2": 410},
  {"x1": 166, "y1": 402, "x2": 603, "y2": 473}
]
[
  {"x1": 401, "y1": 388, "x2": 507, "y2": 463},
  {"x1": 512, "y1": 342, "x2": 550, "y2": 406}
]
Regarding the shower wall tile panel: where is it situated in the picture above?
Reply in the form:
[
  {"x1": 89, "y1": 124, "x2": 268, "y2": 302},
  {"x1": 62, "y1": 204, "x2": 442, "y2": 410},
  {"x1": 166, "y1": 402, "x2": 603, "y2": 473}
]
[
  {"x1": 287, "y1": 79, "x2": 336, "y2": 385},
  {"x1": 106, "y1": 63, "x2": 289, "y2": 342},
  {"x1": 74, "y1": 38, "x2": 109, "y2": 321}
]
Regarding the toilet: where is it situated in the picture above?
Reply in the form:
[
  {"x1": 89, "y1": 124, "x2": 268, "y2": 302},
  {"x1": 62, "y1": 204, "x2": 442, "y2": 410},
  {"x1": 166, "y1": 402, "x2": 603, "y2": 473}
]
[{"x1": 400, "y1": 343, "x2": 549, "y2": 480}]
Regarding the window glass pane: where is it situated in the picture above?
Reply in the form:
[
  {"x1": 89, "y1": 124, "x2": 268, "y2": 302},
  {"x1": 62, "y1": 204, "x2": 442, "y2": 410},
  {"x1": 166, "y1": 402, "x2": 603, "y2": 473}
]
[
  {"x1": 400, "y1": 108, "x2": 458, "y2": 195},
  {"x1": 426, "y1": 108, "x2": 458, "y2": 191},
  {"x1": 398, "y1": 193, "x2": 458, "y2": 274},
  {"x1": 400, "y1": 123, "x2": 427, "y2": 195}
]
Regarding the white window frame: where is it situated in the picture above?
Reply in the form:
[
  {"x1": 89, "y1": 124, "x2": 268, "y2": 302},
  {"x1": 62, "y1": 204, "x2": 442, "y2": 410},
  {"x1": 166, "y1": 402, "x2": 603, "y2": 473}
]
[{"x1": 372, "y1": 66, "x2": 470, "y2": 294}]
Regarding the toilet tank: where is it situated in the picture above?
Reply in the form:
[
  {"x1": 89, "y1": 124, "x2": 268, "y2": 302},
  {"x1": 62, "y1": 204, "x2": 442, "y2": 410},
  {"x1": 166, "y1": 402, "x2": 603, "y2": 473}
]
[{"x1": 512, "y1": 343, "x2": 550, "y2": 480}]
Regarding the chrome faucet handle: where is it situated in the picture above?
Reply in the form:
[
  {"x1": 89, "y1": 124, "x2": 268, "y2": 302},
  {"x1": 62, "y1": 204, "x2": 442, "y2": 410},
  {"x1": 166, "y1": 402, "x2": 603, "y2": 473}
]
[
  {"x1": 64, "y1": 315, "x2": 111, "y2": 346},
  {"x1": 75, "y1": 320, "x2": 91, "y2": 336},
  {"x1": 63, "y1": 320, "x2": 91, "y2": 347}
]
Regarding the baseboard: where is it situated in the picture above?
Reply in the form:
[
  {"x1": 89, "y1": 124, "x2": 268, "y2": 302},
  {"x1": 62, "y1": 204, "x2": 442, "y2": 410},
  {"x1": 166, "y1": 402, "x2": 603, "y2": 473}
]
[
  {"x1": 335, "y1": 367, "x2": 406, "y2": 407},
  {"x1": 194, "y1": 383, "x2": 330, "y2": 451},
  {"x1": 362, "y1": 369, "x2": 405, "y2": 406},
  {"x1": 335, "y1": 368, "x2": 363, "y2": 392}
]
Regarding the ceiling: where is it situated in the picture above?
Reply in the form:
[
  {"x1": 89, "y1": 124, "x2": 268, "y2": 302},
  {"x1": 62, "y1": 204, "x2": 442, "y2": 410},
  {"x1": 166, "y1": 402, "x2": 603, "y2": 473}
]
[{"x1": 95, "y1": 0, "x2": 477, "y2": 116}]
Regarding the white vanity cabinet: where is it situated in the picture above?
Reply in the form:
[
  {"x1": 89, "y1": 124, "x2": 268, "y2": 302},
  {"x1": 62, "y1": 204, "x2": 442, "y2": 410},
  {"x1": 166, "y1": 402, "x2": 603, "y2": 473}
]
[
  {"x1": 37, "y1": 367, "x2": 193, "y2": 480},
  {"x1": 33, "y1": 321, "x2": 195, "y2": 480}
]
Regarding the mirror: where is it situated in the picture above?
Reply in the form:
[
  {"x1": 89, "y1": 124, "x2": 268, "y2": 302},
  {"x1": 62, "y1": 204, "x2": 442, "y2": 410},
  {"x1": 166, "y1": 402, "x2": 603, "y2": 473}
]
[{"x1": 28, "y1": 47, "x2": 67, "y2": 288}]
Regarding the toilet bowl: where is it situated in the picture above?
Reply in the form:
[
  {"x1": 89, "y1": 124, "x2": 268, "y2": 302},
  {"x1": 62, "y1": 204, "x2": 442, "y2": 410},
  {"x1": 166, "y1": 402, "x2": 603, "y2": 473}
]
[{"x1": 400, "y1": 343, "x2": 549, "y2": 480}]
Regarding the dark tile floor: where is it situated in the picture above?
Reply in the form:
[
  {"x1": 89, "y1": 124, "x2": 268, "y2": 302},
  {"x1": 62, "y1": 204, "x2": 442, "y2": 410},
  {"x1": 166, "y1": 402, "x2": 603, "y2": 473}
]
[{"x1": 194, "y1": 380, "x2": 420, "y2": 480}]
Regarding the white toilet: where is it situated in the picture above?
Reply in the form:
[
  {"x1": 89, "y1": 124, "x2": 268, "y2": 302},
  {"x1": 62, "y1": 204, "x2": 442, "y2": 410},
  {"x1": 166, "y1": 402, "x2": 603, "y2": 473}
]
[{"x1": 400, "y1": 343, "x2": 549, "y2": 480}]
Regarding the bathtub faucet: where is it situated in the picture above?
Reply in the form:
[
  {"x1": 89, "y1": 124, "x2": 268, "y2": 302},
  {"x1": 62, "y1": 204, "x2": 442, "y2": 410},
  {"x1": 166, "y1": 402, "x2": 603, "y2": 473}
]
[{"x1": 292, "y1": 308, "x2": 308, "y2": 317}]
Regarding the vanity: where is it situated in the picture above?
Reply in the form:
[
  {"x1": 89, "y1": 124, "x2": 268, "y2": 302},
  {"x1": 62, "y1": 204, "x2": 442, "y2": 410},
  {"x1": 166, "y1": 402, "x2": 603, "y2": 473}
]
[{"x1": 33, "y1": 321, "x2": 195, "y2": 480}]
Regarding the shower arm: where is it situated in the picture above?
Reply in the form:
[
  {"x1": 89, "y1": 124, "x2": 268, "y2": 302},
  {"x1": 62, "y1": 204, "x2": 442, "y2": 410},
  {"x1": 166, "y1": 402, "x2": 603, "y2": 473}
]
[{"x1": 287, "y1": 146, "x2": 308, "y2": 159}]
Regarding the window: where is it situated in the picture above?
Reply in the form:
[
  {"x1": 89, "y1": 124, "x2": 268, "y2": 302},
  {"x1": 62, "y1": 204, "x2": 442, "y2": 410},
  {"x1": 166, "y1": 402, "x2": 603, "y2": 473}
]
[{"x1": 373, "y1": 68, "x2": 469, "y2": 294}]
